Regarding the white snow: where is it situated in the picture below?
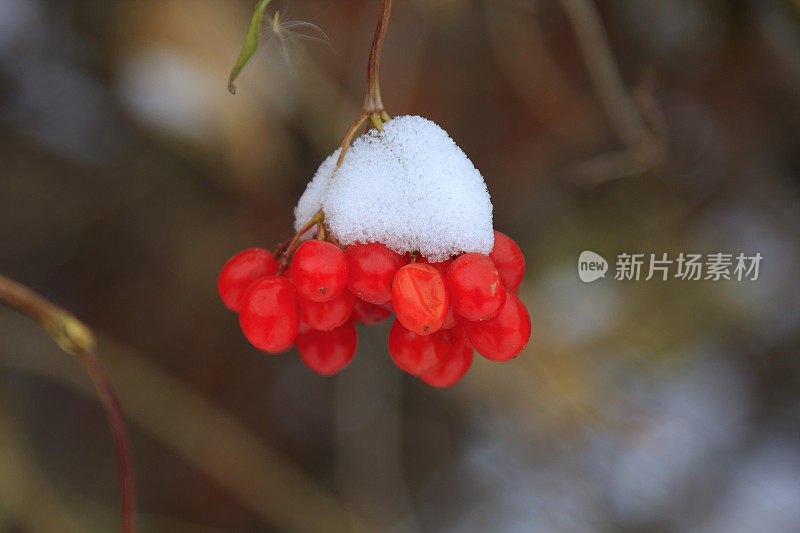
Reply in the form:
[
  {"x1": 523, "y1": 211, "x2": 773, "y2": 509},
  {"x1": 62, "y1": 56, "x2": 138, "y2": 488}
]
[
  {"x1": 293, "y1": 115, "x2": 494, "y2": 261},
  {"x1": 293, "y1": 147, "x2": 340, "y2": 239}
]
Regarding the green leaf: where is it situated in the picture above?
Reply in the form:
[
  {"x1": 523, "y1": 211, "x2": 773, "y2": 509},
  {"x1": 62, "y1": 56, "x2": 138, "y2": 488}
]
[{"x1": 228, "y1": 0, "x2": 273, "y2": 95}]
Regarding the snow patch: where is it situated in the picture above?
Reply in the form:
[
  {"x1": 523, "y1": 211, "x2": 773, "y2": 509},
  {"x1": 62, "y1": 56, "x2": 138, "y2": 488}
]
[{"x1": 294, "y1": 115, "x2": 494, "y2": 261}]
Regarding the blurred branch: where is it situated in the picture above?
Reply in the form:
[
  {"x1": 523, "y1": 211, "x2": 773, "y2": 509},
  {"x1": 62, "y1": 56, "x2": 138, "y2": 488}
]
[
  {"x1": 558, "y1": 0, "x2": 667, "y2": 184},
  {"x1": 0, "y1": 324, "x2": 376, "y2": 532},
  {"x1": 568, "y1": 71, "x2": 667, "y2": 184},
  {"x1": 334, "y1": 352, "x2": 419, "y2": 530},
  {"x1": 0, "y1": 405, "x2": 223, "y2": 533},
  {"x1": 559, "y1": 0, "x2": 646, "y2": 146},
  {"x1": 0, "y1": 274, "x2": 135, "y2": 533},
  {"x1": 484, "y1": 1, "x2": 593, "y2": 141},
  {"x1": 69, "y1": 494, "x2": 229, "y2": 533}
]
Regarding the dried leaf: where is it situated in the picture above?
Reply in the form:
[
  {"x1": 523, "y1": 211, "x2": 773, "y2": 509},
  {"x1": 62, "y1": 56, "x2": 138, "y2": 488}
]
[{"x1": 228, "y1": 0, "x2": 273, "y2": 94}]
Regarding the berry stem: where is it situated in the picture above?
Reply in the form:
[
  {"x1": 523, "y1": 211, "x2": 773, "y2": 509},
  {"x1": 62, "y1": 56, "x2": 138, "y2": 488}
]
[
  {"x1": 272, "y1": 239, "x2": 290, "y2": 260},
  {"x1": 278, "y1": 210, "x2": 324, "y2": 272},
  {"x1": 0, "y1": 274, "x2": 135, "y2": 533},
  {"x1": 363, "y1": 0, "x2": 392, "y2": 115},
  {"x1": 281, "y1": 0, "x2": 394, "y2": 256},
  {"x1": 335, "y1": 113, "x2": 369, "y2": 169},
  {"x1": 369, "y1": 113, "x2": 384, "y2": 132}
]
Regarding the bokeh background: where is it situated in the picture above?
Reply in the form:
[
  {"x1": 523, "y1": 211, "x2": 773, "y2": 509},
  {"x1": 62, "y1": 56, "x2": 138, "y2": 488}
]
[{"x1": 2, "y1": 0, "x2": 800, "y2": 531}]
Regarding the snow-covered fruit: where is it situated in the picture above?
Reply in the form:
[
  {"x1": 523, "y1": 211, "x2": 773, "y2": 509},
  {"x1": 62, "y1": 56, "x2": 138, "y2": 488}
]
[
  {"x1": 219, "y1": 114, "x2": 529, "y2": 385},
  {"x1": 217, "y1": 231, "x2": 530, "y2": 387}
]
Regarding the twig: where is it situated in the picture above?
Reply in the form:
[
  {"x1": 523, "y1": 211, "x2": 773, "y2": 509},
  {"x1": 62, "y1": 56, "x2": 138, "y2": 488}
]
[
  {"x1": 568, "y1": 70, "x2": 667, "y2": 185},
  {"x1": 363, "y1": 0, "x2": 393, "y2": 114},
  {"x1": 559, "y1": 0, "x2": 647, "y2": 147},
  {"x1": 335, "y1": 0, "x2": 393, "y2": 166},
  {"x1": 272, "y1": 239, "x2": 290, "y2": 260},
  {"x1": 0, "y1": 274, "x2": 135, "y2": 533},
  {"x1": 1, "y1": 327, "x2": 377, "y2": 532},
  {"x1": 558, "y1": 0, "x2": 667, "y2": 184},
  {"x1": 338, "y1": 0, "x2": 393, "y2": 166},
  {"x1": 335, "y1": 113, "x2": 370, "y2": 168},
  {"x1": 273, "y1": 1, "x2": 394, "y2": 267}
]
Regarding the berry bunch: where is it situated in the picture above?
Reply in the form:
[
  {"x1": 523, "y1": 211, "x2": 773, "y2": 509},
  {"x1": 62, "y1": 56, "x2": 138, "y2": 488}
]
[{"x1": 218, "y1": 230, "x2": 530, "y2": 387}]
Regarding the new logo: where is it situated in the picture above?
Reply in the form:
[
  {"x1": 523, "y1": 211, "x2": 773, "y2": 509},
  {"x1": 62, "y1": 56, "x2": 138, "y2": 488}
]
[{"x1": 578, "y1": 251, "x2": 608, "y2": 282}]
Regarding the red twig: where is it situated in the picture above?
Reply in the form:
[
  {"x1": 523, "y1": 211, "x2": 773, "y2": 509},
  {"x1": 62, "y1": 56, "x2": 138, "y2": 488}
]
[{"x1": 0, "y1": 274, "x2": 135, "y2": 533}]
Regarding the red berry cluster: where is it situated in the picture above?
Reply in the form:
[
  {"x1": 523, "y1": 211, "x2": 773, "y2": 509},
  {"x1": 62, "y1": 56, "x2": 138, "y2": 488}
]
[{"x1": 217, "y1": 231, "x2": 530, "y2": 387}]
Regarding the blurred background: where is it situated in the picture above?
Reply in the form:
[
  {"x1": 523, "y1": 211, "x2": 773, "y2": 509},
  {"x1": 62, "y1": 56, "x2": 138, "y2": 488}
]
[{"x1": 1, "y1": 0, "x2": 800, "y2": 531}]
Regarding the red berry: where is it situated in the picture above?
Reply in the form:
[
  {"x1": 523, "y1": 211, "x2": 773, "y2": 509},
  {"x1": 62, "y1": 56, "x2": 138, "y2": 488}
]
[
  {"x1": 490, "y1": 231, "x2": 525, "y2": 290},
  {"x1": 445, "y1": 253, "x2": 506, "y2": 321},
  {"x1": 419, "y1": 332, "x2": 473, "y2": 387},
  {"x1": 463, "y1": 291, "x2": 530, "y2": 361},
  {"x1": 352, "y1": 299, "x2": 393, "y2": 325},
  {"x1": 296, "y1": 321, "x2": 357, "y2": 375},
  {"x1": 346, "y1": 242, "x2": 406, "y2": 304},
  {"x1": 239, "y1": 276, "x2": 298, "y2": 352},
  {"x1": 291, "y1": 240, "x2": 348, "y2": 302},
  {"x1": 297, "y1": 289, "x2": 355, "y2": 331},
  {"x1": 437, "y1": 322, "x2": 468, "y2": 352},
  {"x1": 387, "y1": 319, "x2": 450, "y2": 374},
  {"x1": 441, "y1": 306, "x2": 458, "y2": 330},
  {"x1": 391, "y1": 263, "x2": 449, "y2": 335},
  {"x1": 218, "y1": 248, "x2": 278, "y2": 312}
]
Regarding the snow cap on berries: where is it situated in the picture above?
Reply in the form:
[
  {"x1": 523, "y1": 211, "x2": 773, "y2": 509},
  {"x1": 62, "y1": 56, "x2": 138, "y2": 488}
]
[
  {"x1": 294, "y1": 147, "x2": 341, "y2": 239},
  {"x1": 294, "y1": 115, "x2": 494, "y2": 262}
]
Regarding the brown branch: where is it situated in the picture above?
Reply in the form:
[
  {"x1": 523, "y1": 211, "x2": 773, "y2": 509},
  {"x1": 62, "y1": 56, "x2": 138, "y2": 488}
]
[
  {"x1": 280, "y1": 0, "x2": 393, "y2": 253},
  {"x1": 363, "y1": 0, "x2": 393, "y2": 114},
  {"x1": 568, "y1": 70, "x2": 667, "y2": 185},
  {"x1": 276, "y1": 112, "x2": 370, "y2": 268},
  {"x1": 2, "y1": 332, "x2": 378, "y2": 532},
  {"x1": 559, "y1": 0, "x2": 647, "y2": 147},
  {"x1": 558, "y1": 0, "x2": 667, "y2": 184},
  {"x1": 272, "y1": 239, "x2": 291, "y2": 260},
  {"x1": 331, "y1": 1, "x2": 393, "y2": 184},
  {"x1": 336, "y1": 113, "x2": 370, "y2": 168},
  {"x1": 0, "y1": 274, "x2": 135, "y2": 533}
]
